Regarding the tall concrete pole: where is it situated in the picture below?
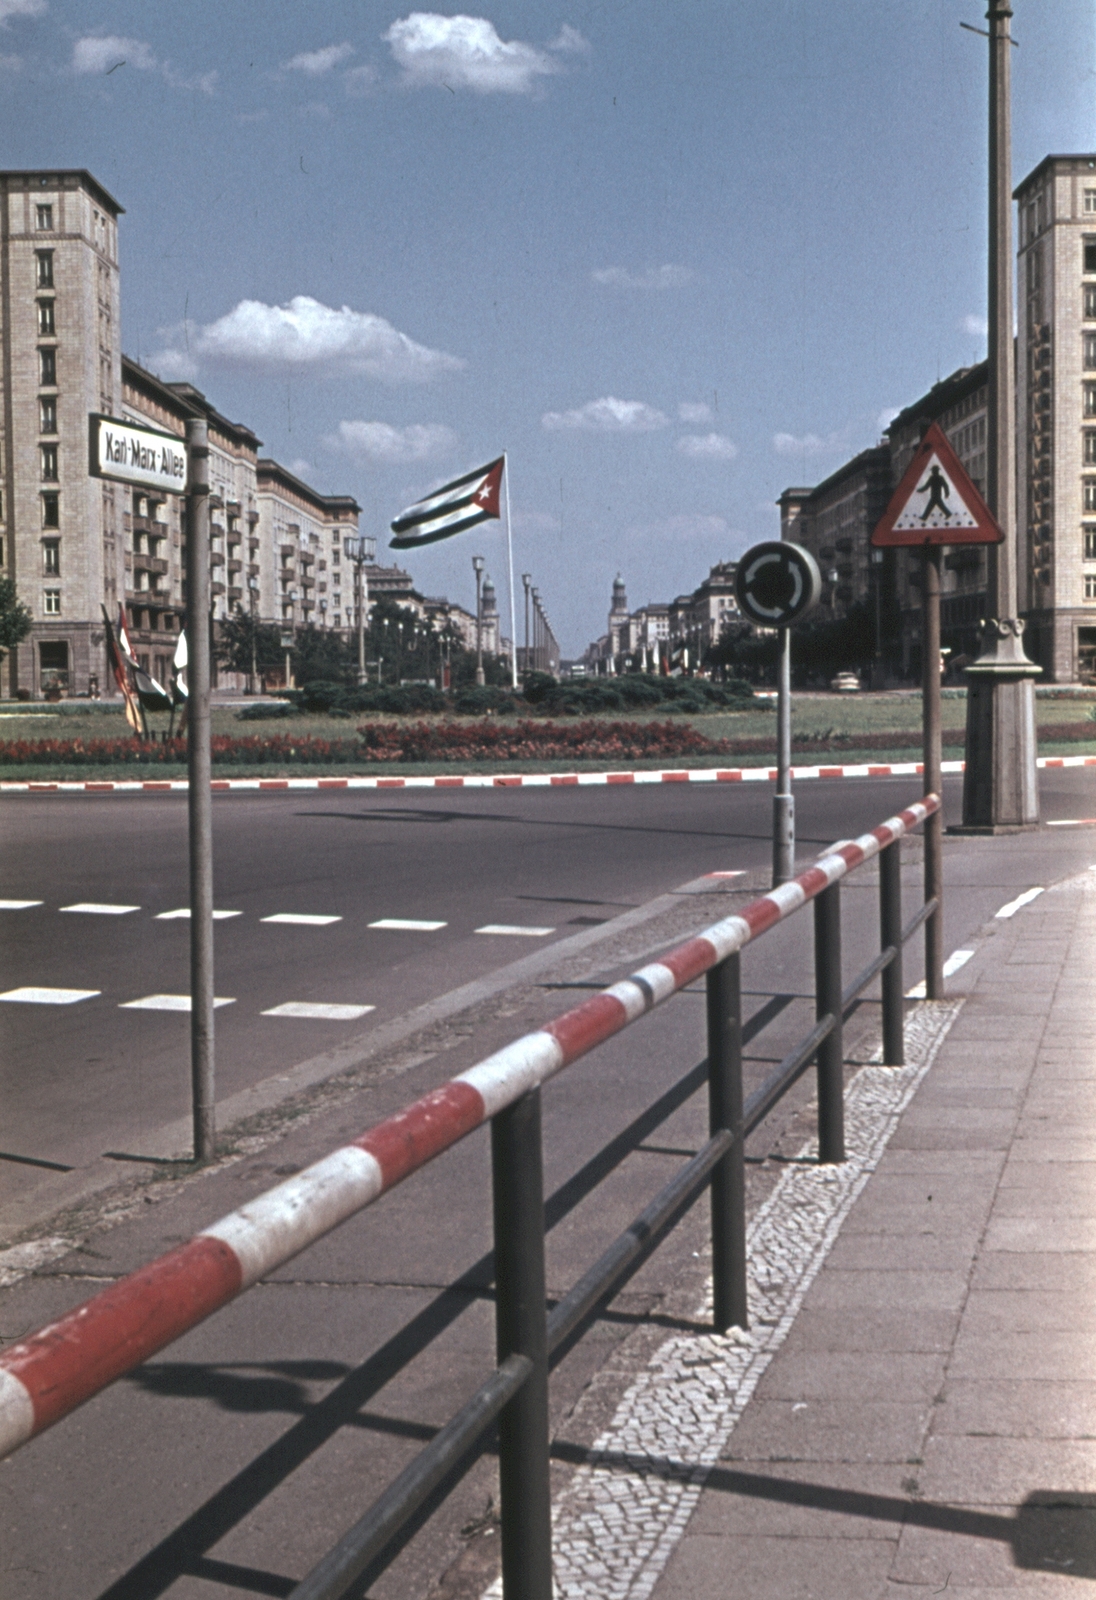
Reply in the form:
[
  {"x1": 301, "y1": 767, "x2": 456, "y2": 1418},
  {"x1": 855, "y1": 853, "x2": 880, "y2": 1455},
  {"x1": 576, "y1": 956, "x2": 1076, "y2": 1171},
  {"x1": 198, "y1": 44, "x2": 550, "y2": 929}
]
[
  {"x1": 185, "y1": 416, "x2": 216, "y2": 1161},
  {"x1": 960, "y1": 0, "x2": 1040, "y2": 830}
]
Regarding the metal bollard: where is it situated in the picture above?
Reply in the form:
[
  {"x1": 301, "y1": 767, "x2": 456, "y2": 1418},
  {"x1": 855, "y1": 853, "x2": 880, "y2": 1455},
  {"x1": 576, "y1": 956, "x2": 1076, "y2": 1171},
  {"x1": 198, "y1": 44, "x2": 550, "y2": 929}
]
[
  {"x1": 491, "y1": 1090, "x2": 553, "y2": 1600},
  {"x1": 879, "y1": 840, "x2": 905, "y2": 1066},
  {"x1": 813, "y1": 882, "x2": 846, "y2": 1163},
  {"x1": 706, "y1": 953, "x2": 748, "y2": 1332}
]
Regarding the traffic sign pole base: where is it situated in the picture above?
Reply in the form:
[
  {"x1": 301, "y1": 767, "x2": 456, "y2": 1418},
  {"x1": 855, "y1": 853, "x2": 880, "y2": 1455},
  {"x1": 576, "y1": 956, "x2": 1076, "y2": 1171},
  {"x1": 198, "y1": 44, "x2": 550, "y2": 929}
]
[{"x1": 961, "y1": 629, "x2": 1040, "y2": 829}]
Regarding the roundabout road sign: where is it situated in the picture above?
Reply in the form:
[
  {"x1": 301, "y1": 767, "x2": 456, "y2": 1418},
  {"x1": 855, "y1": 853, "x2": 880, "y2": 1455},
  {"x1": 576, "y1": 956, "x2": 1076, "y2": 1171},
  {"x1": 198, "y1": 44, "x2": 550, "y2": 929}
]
[{"x1": 734, "y1": 541, "x2": 821, "y2": 628}]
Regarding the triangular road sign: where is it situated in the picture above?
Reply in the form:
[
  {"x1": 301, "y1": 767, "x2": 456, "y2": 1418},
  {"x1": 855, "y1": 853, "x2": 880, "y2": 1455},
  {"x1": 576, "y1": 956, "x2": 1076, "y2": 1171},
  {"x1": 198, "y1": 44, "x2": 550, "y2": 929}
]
[{"x1": 871, "y1": 421, "x2": 1003, "y2": 547}]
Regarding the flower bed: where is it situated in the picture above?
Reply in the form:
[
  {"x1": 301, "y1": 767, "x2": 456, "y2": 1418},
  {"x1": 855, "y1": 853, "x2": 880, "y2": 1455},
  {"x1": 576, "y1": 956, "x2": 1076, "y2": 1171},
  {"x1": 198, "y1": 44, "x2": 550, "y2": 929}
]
[{"x1": 355, "y1": 718, "x2": 722, "y2": 762}]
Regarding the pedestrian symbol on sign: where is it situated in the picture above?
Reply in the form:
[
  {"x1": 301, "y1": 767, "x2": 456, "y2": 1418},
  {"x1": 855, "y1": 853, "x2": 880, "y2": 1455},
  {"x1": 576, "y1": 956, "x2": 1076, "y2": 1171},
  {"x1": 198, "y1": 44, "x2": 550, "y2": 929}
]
[{"x1": 917, "y1": 464, "x2": 952, "y2": 523}]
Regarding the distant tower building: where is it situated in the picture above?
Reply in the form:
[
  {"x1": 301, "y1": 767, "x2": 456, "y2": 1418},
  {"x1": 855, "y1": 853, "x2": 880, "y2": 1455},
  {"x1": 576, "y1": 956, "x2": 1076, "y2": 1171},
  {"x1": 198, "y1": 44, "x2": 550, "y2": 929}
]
[
  {"x1": 0, "y1": 169, "x2": 124, "y2": 696},
  {"x1": 1015, "y1": 154, "x2": 1096, "y2": 680},
  {"x1": 481, "y1": 574, "x2": 499, "y2": 655},
  {"x1": 609, "y1": 572, "x2": 630, "y2": 654}
]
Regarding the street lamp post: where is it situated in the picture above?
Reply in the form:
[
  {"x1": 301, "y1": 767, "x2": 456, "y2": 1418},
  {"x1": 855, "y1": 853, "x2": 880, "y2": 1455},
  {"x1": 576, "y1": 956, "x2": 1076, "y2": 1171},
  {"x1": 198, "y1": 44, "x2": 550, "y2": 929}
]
[
  {"x1": 522, "y1": 572, "x2": 532, "y2": 678},
  {"x1": 247, "y1": 576, "x2": 259, "y2": 694},
  {"x1": 473, "y1": 555, "x2": 485, "y2": 686},
  {"x1": 960, "y1": 0, "x2": 1040, "y2": 830}
]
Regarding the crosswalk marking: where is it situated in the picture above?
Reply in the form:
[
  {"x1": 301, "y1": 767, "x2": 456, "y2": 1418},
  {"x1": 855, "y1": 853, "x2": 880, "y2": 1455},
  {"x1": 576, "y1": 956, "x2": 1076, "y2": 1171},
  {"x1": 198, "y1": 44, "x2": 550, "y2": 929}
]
[
  {"x1": 369, "y1": 918, "x2": 447, "y2": 932},
  {"x1": 0, "y1": 900, "x2": 43, "y2": 910},
  {"x1": 261, "y1": 1001, "x2": 375, "y2": 1021},
  {"x1": 261, "y1": 913, "x2": 342, "y2": 927},
  {"x1": 119, "y1": 994, "x2": 236, "y2": 1012},
  {"x1": 60, "y1": 902, "x2": 140, "y2": 916},
  {"x1": 475, "y1": 924, "x2": 555, "y2": 937},
  {"x1": 0, "y1": 986, "x2": 100, "y2": 1005},
  {"x1": 155, "y1": 909, "x2": 243, "y2": 921}
]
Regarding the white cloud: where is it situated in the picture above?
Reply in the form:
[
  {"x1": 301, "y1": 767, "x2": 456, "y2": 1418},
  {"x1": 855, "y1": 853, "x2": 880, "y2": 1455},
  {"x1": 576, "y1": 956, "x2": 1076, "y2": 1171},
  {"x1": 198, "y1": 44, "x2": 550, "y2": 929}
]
[
  {"x1": 877, "y1": 406, "x2": 900, "y2": 434},
  {"x1": 0, "y1": 0, "x2": 45, "y2": 24},
  {"x1": 326, "y1": 420, "x2": 458, "y2": 463},
  {"x1": 286, "y1": 458, "x2": 316, "y2": 481},
  {"x1": 548, "y1": 23, "x2": 590, "y2": 54},
  {"x1": 147, "y1": 343, "x2": 198, "y2": 381},
  {"x1": 73, "y1": 34, "x2": 157, "y2": 74},
  {"x1": 592, "y1": 265, "x2": 693, "y2": 290},
  {"x1": 963, "y1": 313, "x2": 989, "y2": 338},
  {"x1": 678, "y1": 401, "x2": 712, "y2": 424},
  {"x1": 677, "y1": 432, "x2": 737, "y2": 461},
  {"x1": 0, "y1": 50, "x2": 21, "y2": 67},
  {"x1": 384, "y1": 13, "x2": 558, "y2": 94},
  {"x1": 158, "y1": 296, "x2": 463, "y2": 383},
  {"x1": 772, "y1": 431, "x2": 836, "y2": 457},
  {"x1": 542, "y1": 396, "x2": 668, "y2": 433},
  {"x1": 284, "y1": 42, "x2": 354, "y2": 75}
]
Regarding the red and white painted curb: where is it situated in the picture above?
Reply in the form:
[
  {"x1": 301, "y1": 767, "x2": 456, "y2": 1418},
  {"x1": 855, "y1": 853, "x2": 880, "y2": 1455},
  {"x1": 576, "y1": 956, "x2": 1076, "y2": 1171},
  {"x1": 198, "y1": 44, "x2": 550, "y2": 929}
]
[
  {"x1": 0, "y1": 792, "x2": 932, "y2": 1458},
  {"x1": 1, "y1": 755, "x2": 1093, "y2": 796}
]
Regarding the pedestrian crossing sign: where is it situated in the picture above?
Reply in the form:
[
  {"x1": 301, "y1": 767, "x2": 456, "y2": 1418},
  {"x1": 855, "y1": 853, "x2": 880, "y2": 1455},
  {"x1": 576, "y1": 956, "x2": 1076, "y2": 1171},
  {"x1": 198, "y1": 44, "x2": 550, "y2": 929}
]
[{"x1": 871, "y1": 422, "x2": 1003, "y2": 547}]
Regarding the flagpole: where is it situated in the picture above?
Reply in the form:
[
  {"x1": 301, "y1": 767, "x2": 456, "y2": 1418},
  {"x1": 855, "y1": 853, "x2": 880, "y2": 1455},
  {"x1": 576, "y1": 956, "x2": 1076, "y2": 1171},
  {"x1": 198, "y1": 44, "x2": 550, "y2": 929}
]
[{"x1": 504, "y1": 452, "x2": 519, "y2": 689}]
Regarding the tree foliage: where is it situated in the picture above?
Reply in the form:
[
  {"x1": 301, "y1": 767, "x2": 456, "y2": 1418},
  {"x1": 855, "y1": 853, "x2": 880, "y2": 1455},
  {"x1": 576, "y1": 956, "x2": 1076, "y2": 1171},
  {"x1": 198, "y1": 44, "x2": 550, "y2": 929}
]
[{"x1": 0, "y1": 577, "x2": 32, "y2": 658}]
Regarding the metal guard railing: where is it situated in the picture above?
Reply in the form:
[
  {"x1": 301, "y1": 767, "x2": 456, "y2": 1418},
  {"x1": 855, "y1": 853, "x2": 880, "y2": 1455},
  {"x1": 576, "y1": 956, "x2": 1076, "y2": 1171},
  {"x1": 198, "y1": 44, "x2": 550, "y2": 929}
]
[{"x1": 0, "y1": 794, "x2": 941, "y2": 1600}]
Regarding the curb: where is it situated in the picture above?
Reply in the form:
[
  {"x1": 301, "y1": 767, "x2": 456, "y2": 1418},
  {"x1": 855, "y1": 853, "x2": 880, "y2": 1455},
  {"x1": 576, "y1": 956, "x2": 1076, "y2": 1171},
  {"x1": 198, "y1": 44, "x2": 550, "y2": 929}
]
[{"x1": 1, "y1": 755, "x2": 1093, "y2": 795}]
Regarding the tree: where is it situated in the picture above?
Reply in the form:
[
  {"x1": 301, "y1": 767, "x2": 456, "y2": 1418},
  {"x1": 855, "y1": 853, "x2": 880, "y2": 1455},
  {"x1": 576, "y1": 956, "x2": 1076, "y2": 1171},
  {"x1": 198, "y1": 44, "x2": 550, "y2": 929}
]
[
  {"x1": 0, "y1": 577, "x2": 32, "y2": 673},
  {"x1": 214, "y1": 611, "x2": 285, "y2": 686}
]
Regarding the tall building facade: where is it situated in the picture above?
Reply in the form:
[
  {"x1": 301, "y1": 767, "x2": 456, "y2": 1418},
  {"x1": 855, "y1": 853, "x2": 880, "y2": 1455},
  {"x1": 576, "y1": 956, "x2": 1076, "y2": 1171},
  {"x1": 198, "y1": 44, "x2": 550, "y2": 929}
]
[{"x1": 1015, "y1": 155, "x2": 1096, "y2": 680}]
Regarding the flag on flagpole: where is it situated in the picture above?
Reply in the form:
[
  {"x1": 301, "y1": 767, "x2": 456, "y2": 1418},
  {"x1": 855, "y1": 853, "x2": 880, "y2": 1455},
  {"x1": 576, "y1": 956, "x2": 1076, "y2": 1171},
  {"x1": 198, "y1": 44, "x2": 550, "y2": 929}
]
[
  {"x1": 101, "y1": 604, "x2": 145, "y2": 736},
  {"x1": 390, "y1": 457, "x2": 504, "y2": 549},
  {"x1": 117, "y1": 601, "x2": 172, "y2": 713}
]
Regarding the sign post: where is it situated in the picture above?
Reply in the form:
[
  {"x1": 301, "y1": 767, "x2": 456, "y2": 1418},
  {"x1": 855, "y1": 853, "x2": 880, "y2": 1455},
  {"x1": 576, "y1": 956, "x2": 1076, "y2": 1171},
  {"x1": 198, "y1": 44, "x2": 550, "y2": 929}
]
[
  {"x1": 735, "y1": 541, "x2": 821, "y2": 886},
  {"x1": 184, "y1": 416, "x2": 215, "y2": 1162},
  {"x1": 872, "y1": 421, "x2": 1004, "y2": 999}
]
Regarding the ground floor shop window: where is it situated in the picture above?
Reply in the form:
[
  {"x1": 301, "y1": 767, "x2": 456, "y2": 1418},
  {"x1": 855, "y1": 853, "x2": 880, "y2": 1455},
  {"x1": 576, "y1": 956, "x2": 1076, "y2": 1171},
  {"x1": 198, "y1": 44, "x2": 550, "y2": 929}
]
[{"x1": 38, "y1": 639, "x2": 68, "y2": 692}]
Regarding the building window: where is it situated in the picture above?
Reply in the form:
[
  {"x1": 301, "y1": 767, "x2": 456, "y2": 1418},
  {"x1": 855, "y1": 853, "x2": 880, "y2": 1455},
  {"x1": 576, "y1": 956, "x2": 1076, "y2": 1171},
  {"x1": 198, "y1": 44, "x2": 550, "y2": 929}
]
[
  {"x1": 1087, "y1": 482, "x2": 1096, "y2": 513},
  {"x1": 1086, "y1": 334, "x2": 1096, "y2": 371},
  {"x1": 41, "y1": 492, "x2": 59, "y2": 528},
  {"x1": 35, "y1": 250, "x2": 54, "y2": 289},
  {"x1": 40, "y1": 443, "x2": 58, "y2": 481},
  {"x1": 35, "y1": 203, "x2": 52, "y2": 231},
  {"x1": 1086, "y1": 286, "x2": 1096, "y2": 321},
  {"x1": 38, "y1": 640, "x2": 68, "y2": 688},
  {"x1": 42, "y1": 588, "x2": 60, "y2": 615},
  {"x1": 42, "y1": 538, "x2": 59, "y2": 575},
  {"x1": 1086, "y1": 432, "x2": 1096, "y2": 466},
  {"x1": 1087, "y1": 190, "x2": 1096, "y2": 215},
  {"x1": 1086, "y1": 239, "x2": 1096, "y2": 275},
  {"x1": 37, "y1": 300, "x2": 54, "y2": 336},
  {"x1": 39, "y1": 395, "x2": 56, "y2": 433},
  {"x1": 1086, "y1": 385, "x2": 1096, "y2": 419},
  {"x1": 38, "y1": 346, "x2": 56, "y2": 386},
  {"x1": 1086, "y1": 529, "x2": 1096, "y2": 561}
]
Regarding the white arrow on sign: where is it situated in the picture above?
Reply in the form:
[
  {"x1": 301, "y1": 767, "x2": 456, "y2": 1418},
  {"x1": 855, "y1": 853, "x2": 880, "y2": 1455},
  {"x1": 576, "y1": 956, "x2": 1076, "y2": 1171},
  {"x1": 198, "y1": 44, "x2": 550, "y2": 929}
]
[{"x1": 742, "y1": 549, "x2": 804, "y2": 620}]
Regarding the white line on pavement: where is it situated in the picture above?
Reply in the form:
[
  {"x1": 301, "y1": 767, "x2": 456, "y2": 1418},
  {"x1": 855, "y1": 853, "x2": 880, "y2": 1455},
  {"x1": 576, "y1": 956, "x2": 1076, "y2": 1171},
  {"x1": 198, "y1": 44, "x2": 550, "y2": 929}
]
[
  {"x1": 0, "y1": 986, "x2": 100, "y2": 1005},
  {"x1": 119, "y1": 994, "x2": 236, "y2": 1012},
  {"x1": 260, "y1": 913, "x2": 342, "y2": 927},
  {"x1": 59, "y1": 902, "x2": 140, "y2": 916},
  {"x1": 261, "y1": 1001, "x2": 375, "y2": 1021},
  {"x1": 475, "y1": 924, "x2": 555, "y2": 937},
  {"x1": 905, "y1": 949, "x2": 974, "y2": 998},
  {"x1": 995, "y1": 886, "x2": 1045, "y2": 919},
  {"x1": 368, "y1": 918, "x2": 447, "y2": 932},
  {"x1": 1046, "y1": 819, "x2": 1096, "y2": 827},
  {"x1": 0, "y1": 900, "x2": 43, "y2": 910},
  {"x1": 155, "y1": 909, "x2": 243, "y2": 921}
]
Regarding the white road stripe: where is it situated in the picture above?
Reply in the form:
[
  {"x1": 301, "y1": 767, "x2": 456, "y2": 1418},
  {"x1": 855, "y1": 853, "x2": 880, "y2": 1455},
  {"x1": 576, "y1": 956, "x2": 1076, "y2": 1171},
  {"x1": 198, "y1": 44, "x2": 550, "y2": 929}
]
[
  {"x1": 119, "y1": 994, "x2": 236, "y2": 1011},
  {"x1": 0, "y1": 986, "x2": 100, "y2": 1005},
  {"x1": 155, "y1": 908, "x2": 243, "y2": 921},
  {"x1": 368, "y1": 918, "x2": 447, "y2": 932},
  {"x1": 475, "y1": 924, "x2": 555, "y2": 937},
  {"x1": 60, "y1": 902, "x2": 140, "y2": 916},
  {"x1": 906, "y1": 948, "x2": 975, "y2": 998},
  {"x1": 995, "y1": 886, "x2": 1045, "y2": 919},
  {"x1": 261, "y1": 1002, "x2": 375, "y2": 1021},
  {"x1": 261, "y1": 913, "x2": 342, "y2": 927},
  {"x1": 0, "y1": 900, "x2": 43, "y2": 910}
]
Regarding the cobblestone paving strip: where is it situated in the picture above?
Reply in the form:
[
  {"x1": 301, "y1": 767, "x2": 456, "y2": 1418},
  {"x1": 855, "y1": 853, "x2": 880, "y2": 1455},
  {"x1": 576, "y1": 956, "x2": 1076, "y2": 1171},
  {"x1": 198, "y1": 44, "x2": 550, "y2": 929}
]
[{"x1": 483, "y1": 1002, "x2": 961, "y2": 1600}]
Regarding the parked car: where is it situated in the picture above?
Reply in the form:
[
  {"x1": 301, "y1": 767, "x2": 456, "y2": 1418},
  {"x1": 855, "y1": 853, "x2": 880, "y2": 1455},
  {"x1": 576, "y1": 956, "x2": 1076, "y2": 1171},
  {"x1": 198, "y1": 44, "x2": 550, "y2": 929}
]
[{"x1": 830, "y1": 672, "x2": 861, "y2": 693}]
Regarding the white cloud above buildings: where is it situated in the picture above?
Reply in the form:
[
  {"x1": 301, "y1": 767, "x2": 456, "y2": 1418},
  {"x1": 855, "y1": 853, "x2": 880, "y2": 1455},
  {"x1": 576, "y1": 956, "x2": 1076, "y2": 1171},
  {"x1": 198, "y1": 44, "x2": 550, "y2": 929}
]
[
  {"x1": 152, "y1": 296, "x2": 464, "y2": 383},
  {"x1": 963, "y1": 313, "x2": 989, "y2": 338},
  {"x1": 384, "y1": 13, "x2": 562, "y2": 94},
  {"x1": 284, "y1": 42, "x2": 354, "y2": 75},
  {"x1": 325, "y1": 420, "x2": 458, "y2": 463},
  {"x1": 676, "y1": 432, "x2": 737, "y2": 461},
  {"x1": 542, "y1": 396, "x2": 668, "y2": 433},
  {"x1": 592, "y1": 265, "x2": 693, "y2": 290},
  {"x1": 0, "y1": 0, "x2": 44, "y2": 23},
  {"x1": 772, "y1": 430, "x2": 843, "y2": 457},
  {"x1": 678, "y1": 401, "x2": 712, "y2": 423},
  {"x1": 72, "y1": 34, "x2": 216, "y2": 92}
]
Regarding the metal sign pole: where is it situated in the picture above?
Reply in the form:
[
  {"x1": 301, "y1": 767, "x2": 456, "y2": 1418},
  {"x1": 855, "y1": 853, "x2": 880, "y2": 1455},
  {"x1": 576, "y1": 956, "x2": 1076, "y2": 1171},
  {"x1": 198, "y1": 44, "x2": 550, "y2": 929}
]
[
  {"x1": 185, "y1": 416, "x2": 215, "y2": 1162},
  {"x1": 921, "y1": 545, "x2": 944, "y2": 998},
  {"x1": 773, "y1": 627, "x2": 794, "y2": 886}
]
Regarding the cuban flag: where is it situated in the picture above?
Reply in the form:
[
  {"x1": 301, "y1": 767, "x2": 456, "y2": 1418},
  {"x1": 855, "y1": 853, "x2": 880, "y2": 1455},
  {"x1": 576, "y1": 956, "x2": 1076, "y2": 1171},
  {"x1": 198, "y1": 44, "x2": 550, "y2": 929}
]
[{"x1": 390, "y1": 457, "x2": 504, "y2": 549}]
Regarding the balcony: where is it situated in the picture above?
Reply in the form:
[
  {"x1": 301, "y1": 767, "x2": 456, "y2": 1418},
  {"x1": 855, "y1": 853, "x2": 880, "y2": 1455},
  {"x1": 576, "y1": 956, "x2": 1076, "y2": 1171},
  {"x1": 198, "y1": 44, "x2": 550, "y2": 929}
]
[
  {"x1": 211, "y1": 581, "x2": 226, "y2": 597},
  {"x1": 227, "y1": 560, "x2": 242, "y2": 576},
  {"x1": 210, "y1": 551, "x2": 225, "y2": 568},
  {"x1": 134, "y1": 556, "x2": 169, "y2": 576},
  {"x1": 248, "y1": 563, "x2": 260, "y2": 578}
]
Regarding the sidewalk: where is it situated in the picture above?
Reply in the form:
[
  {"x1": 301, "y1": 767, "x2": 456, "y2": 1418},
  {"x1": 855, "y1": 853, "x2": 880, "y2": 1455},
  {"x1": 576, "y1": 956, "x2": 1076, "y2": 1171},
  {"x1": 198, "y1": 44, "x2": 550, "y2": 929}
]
[{"x1": 643, "y1": 865, "x2": 1096, "y2": 1596}]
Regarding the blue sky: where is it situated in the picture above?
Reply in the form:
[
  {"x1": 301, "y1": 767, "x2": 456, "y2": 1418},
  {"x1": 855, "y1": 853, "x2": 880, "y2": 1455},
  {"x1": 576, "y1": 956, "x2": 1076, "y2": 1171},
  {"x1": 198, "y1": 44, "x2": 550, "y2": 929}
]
[{"x1": 3, "y1": 1, "x2": 1094, "y2": 653}]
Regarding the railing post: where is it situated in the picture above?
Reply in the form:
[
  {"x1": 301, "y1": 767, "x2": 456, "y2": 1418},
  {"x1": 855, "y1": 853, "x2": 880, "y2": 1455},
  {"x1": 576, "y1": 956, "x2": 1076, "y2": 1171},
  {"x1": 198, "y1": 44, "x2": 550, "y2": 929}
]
[
  {"x1": 491, "y1": 1090, "x2": 552, "y2": 1600},
  {"x1": 707, "y1": 953, "x2": 747, "y2": 1333},
  {"x1": 814, "y1": 882, "x2": 846, "y2": 1163},
  {"x1": 879, "y1": 840, "x2": 905, "y2": 1066}
]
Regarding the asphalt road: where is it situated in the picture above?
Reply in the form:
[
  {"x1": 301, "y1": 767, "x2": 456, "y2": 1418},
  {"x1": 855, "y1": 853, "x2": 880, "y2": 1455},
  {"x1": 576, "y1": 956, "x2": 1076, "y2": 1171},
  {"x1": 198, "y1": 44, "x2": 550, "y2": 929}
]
[{"x1": 2, "y1": 770, "x2": 1095, "y2": 1193}]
